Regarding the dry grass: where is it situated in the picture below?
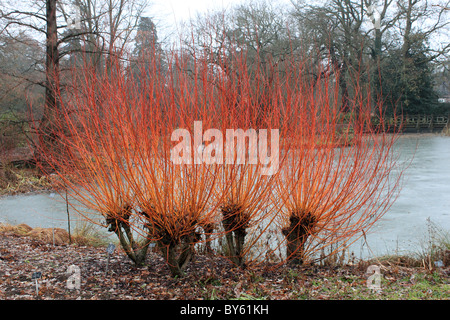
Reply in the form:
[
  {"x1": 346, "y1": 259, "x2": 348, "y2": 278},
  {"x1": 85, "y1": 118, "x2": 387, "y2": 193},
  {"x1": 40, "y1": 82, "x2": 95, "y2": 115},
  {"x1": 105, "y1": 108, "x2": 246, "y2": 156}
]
[
  {"x1": 0, "y1": 222, "x2": 105, "y2": 247},
  {"x1": 0, "y1": 167, "x2": 53, "y2": 196},
  {"x1": 0, "y1": 223, "x2": 32, "y2": 235},
  {"x1": 26, "y1": 227, "x2": 70, "y2": 245}
]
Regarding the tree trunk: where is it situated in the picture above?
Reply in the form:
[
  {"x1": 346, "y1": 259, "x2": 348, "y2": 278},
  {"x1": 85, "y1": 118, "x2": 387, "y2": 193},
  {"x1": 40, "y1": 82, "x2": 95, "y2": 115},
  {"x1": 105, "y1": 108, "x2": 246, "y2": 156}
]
[
  {"x1": 106, "y1": 206, "x2": 151, "y2": 266},
  {"x1": 371, "y1": 28, "x2": 382, "y2": 114},
  {"x1": 37, "y1": 0, "x2": 61, "y2": 172},
  {"x1": 282, "y1": 212, "x2": 316, "y2": 264},
  {"x1": 329, "y1": 45, "x2": 350, "y2": 114},
  {"x1": 158, "y1": 235, "x2": 196, "y2": 277},
  {"x1": 114, "y1": 223, "x2": 150, "y2": 266},
  {"x1": 221, "y1": 204, "x2": 249, "y2": 267}
]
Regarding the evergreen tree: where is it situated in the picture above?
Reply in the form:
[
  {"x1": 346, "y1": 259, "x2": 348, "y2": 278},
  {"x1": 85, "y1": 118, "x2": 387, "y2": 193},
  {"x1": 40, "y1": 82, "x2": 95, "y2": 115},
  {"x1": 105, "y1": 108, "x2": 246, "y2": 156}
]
[
  {"x1": 381, "y1": 36, "x2": 439, "y2": 115},
  {"x1": 133, "y1": 17, "x2": 158, "y2": 58}
]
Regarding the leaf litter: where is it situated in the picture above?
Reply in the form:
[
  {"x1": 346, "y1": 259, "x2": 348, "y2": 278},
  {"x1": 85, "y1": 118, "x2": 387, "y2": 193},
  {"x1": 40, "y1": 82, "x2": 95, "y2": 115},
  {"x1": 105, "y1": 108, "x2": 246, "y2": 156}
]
[{"x1": 0, "y1": 232, "x2": 448, "y2": 300}]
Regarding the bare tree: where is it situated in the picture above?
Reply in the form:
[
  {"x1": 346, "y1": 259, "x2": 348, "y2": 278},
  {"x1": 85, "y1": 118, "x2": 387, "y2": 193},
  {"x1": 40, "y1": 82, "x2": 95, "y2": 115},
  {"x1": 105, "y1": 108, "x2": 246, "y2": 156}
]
[
  {"x1": 0, "y1": 0, "x2": 150, "y2": 165},
  {"x1": 291, "y1": 0, "x2": 369, "y2": 112},
  {"x1": 396, "y1": 0, "x2": 450, "y2": 61},
  {"x1": 183, "y1": 0, "x2": 293, "y2": 122},
  {"x1": 0, "y1": 1, "x2": 61, "y2": 161}
]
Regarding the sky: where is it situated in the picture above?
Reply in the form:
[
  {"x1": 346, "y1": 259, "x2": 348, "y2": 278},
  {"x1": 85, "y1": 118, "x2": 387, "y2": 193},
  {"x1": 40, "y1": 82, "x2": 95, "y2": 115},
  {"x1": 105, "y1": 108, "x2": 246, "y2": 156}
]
[
  {"x1": 151, "y1": 0, "x2": 244, "y2": 23},
  {"x1": 148, "y1": 0, "x2": 245, "y2": 37},
  {"x1": 146, "y1": 0, "x2": 292, "y2": 41}
]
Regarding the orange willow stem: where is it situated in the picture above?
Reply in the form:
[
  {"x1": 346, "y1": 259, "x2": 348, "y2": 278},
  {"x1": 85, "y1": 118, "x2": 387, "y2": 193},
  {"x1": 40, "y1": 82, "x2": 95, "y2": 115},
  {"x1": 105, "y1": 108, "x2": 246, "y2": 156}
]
[
  {"x1": 35, "y1": 33, "x2": 405, "y2": 275},
  {"x1": 267, "y1": 54, "x2": 404, "y2": 265}
]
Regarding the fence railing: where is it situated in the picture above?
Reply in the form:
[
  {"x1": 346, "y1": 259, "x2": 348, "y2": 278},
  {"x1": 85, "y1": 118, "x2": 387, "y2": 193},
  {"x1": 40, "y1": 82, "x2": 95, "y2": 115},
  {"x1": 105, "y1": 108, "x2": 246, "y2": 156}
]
[{"x1": 376, "y1": 114, "x2": 449, "y2": 133}]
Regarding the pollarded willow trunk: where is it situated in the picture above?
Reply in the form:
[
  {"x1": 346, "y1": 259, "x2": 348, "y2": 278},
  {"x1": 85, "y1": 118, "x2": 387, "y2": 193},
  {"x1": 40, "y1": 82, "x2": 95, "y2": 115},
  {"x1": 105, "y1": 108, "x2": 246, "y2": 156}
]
[
  {"x1": 148, "y1": 214, "x2": 202, "y2": 277},
  {"x1": 221, "y1": 204, "x2": 250, "y2": 267},
  {"x1": 156, "y1": 231, "x2": 199, "y2": 277},
  {"x1": 106, "y1": 205, "x2": 152, "y2": 266},
  {"x1": 281, "y1": 211, "x2": 317, "y2": 265}
]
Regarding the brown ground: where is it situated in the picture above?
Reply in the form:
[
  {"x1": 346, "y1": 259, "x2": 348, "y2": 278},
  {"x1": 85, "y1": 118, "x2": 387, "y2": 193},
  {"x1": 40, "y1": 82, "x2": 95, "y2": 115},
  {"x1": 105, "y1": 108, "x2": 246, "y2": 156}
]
[{"x1": 1, "y1": 229, "x2": 449, "y2": 300}]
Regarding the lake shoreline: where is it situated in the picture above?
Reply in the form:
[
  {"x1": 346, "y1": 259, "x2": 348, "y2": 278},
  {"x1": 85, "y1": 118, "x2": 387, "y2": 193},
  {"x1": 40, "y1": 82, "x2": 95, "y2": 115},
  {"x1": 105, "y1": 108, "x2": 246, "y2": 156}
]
[{"x1": 0, "y1": 167, "x2": 56, "y2": 197}]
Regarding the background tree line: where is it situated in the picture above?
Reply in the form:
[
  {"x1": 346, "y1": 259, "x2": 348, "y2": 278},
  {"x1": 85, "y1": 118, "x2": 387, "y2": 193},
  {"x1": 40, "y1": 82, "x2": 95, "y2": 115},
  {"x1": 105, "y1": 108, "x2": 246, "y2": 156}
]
[{"x1": 0, "y1": 0, "x2": 449, "y2": 154}]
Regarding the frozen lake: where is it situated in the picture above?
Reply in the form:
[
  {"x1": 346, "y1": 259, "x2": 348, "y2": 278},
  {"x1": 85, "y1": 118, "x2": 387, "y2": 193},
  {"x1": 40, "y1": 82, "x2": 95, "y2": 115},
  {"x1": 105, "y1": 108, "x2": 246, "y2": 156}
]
[{"x1": 1, "y1": 134, "x2": 449, "y2": 259}]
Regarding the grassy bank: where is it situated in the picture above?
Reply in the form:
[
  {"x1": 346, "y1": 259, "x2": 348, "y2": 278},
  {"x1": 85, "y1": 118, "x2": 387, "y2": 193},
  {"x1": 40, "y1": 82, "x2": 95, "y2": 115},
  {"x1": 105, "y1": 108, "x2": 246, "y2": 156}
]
[{"x1": 0, "y1": 166, "x2": 54, "y2": 196}]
